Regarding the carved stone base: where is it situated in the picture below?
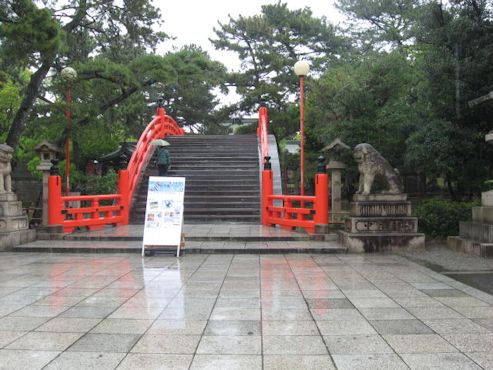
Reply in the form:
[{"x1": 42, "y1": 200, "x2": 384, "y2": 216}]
[
  {"x1": 351, "y1": 201, "x2": 411, "y2": 217},
  {"x1": 0, "y1": 193, "x2": 17, "y2": 202},
  {"x1": 339, "y1": 194, "x2": 425, "y2": 253},
  {"x1": 345, "y1": 217, "x2": 418, "y2": 233},
  {"x1": 352, "y1": 194, "x2": 407, "y2": 202},
  {"x1": 0, "y1": 197, "x2": 29, "y2": 232},
  {"x1": 339, "y1": 231, "x2": 425, "y2": 253},
  {"x1": 0, "y1": 229, "x2": 36, "y2": 251},
  {"x1": 0, "y1": 215, "x2": 29, "y2": 232},
  {"x1": 0, "y1": 200, "x2": 23, "y2": 218}
]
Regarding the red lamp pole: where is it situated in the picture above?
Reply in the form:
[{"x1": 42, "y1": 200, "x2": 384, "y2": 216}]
[
  {"x1": 299, "y1": 75, "x2": 305, "y2": 196},
  {"x1": 294, "y1": 60, "x2": 309, "y2": 196},
  {"x1": 61, "y1": 66, "x2": 77, "y2": 196},
  {"x1": 65, "y1": 86, "x2": 71, "y2": 196}
]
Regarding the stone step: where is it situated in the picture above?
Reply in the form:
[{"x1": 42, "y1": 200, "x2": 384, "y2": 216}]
[
  {"x1": 165, "y1": 165, "x2": 259, "y2": 170},
  {"x1": 184, "y1": 215, "x2": 261, "y2": 222},
  {"x1": 184, "y1": 202, "x2": 260, "y2": 209},
  {"x1": 132, "y1": 134, "x2": 262, "y2": 224},
  {"x1": 171, "y1": 157, "x2": 258, "y2": 162},
  {"x1": 15, "y1": 237, "x2": 346, "y2": 254},
  {"x1": 133, "y1": 207, "x2": 260, "y2": 215},
  {"x1": 138, "y1": 179, "x2": 260, "y2": 187}
]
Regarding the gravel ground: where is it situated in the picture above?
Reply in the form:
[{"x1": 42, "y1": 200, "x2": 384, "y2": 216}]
[{"x1": 397, "y1": 243, "x2": 493, "y2": 272}]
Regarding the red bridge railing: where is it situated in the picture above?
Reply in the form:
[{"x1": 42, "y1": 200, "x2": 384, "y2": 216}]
[
  {"x1": 48, "y1": 107, "x2": 184, "y2": 233},
  {"x1": 258, "y1": 107, "x2": 329, "y2": 234}
]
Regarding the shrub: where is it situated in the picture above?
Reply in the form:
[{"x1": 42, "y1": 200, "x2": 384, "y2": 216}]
[
  {"x1": 413, "y1": 199, "x2": 477, "y2": 239},
  {"x1": 234, "y1": 124, "x2": 257, "y2": 135},
  {"x1": 77, "y1": 169, "x2": 118, "y2": 195}
]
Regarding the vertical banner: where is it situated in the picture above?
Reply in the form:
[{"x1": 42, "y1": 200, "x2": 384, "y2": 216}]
[{"x1": 142, "y1": 176, "x2": 185, "y2": 256}]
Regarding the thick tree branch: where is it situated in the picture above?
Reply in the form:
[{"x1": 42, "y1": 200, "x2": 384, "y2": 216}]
[
  {"x1": 76, "y1": 79, "x2": 157, "y2": 126},
  {"x1": 6, "y1": 60, "x2": 52, "y2": 148}
]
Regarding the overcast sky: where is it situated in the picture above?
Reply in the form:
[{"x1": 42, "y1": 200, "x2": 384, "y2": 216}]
[{"x1": 154, "y1": 0, "x2": 345, "y2": 71}]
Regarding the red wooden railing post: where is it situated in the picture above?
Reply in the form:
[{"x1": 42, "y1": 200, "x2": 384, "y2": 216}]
[
  {"x1": 314, "y1": 173, "x2": 329, "y2": 227},
  {"x1": 262, "y1": 169, "x2": 273, "y2": 225},
  {"x1": 118, "y1": 169, "x2": 130, "y2": 224},
  {"x1": 48, "y1": 175, "x2": 63, "y2": 226}
]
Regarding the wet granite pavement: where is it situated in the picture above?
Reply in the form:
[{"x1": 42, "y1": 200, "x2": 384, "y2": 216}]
[{"x1": 0, "y1": 252, "x2": 490, "y2": 369}]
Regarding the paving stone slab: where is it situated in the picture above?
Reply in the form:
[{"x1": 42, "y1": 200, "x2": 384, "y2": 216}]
[
  {"x1": 68, "y1": 333, "x2": 140, "y2": 353},
  {"x1": 263, "y1": 335, "x2": 328, "y2": 355},
  {"x1": 190, "y1": 355, "x2": 261, "y2": 370},
  {"x1": 263, "y1": 355, "x2": 336, "y2": 370},
  {"x1": 324, "y1": 335, "x2": 393, "y2": 354},
  {"x1": 332, "y1": 354, "x2": 409, "y2": 370},
  {"x1": 0, "y1": 349, "x2": 60, "y2": 370},
  {"x1": 204, "y1": 320, "x2": 260, "y2": 336},
  {"x1": 117, "y1": 353, "x2": 192, "y2": 370},
  {"x1": 384, "y1": 334, "x2": 457, "y2": 354},
  {"x1": 400, "y1": 353, "x2": 482, "y2": 370},
  {"x1": 370, "y1": 319, "x2": 433, "y2": 335},
  {"x1": 196, "y1": 335, "x2": 261, "y2": 355}
]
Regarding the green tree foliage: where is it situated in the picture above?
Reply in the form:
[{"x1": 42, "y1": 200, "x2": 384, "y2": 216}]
[
  {"x1": 211, "y1": 1, "x2": 348, "y2": 116},
  {"x1": 337, "y1": 0, "x2": 419, "y2": 50},
  {"x1": 0, "y1": 1, "x2": 227, "y2": 173},
  {"x1": 306, "y1": 0, "x2": 493, "y2": 196},
  {"x1": 307, "y1": 52, "x2": 419, "y2": 167},
  {"x1": 159, "y1": 46, "x2": 227, "y2": 133}
]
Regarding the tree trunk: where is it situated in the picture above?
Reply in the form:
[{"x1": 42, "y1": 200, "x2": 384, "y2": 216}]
[
  {"x1": 446, "y1": 176, "x2": 456, "y2": 201},
  {"x1": 455, "y1": 42, "x2": 461, "y2": 121},
  {"x1": 6, "y1": 60, "x2": 52, "y2": 149}
]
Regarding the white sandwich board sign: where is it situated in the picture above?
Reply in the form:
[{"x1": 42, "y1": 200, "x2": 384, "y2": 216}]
[{"x1": 142, "y1": 176, "x2": 185, "y2": 256}]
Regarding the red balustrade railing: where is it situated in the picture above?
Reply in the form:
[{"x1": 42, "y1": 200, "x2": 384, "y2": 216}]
[
  {"x1": 48, "y1": 107, "x2": 184, "y2": 233},
  {"x1": 257, "y1": 106, "x2": 269, "y2": 164},
  {"x1": 126, "y1": 107, "x2": 184, "y2": 207},
  {"x1": 259, "y1": 107, "x2": 329, "y2": 234}
]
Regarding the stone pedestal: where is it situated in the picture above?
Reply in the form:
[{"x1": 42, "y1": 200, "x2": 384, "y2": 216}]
[
  {"x1": 327, "y1": 160, "x2": 348, "y2": 223},
  {"x1": 0, "y1": 192, "x2": 36, "y2": 250},
  {"x1": 339, "y1": 194, "x2": 425, "y2": 252},
  {"x1": 447, "y1": 190, "x2": 493, "y2": 257}
]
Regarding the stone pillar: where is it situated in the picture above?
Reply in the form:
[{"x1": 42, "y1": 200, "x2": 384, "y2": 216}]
[
  {"x1": 323, "y1": 138, "x2": 350, "y2": 224},
  {"x1": 326, "y1": 159, "x2": 345, "y2": 223},
  {"x1": 34, "y1": 141, "x2": 60, "y2": 226}
]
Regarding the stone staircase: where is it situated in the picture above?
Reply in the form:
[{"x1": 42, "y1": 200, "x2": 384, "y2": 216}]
[{"x1": 130, "y1": 134, "x2": 261, "y2": 224}]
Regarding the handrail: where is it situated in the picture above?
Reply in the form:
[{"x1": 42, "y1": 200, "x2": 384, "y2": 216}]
[
  {"x1": 48, "y1": 106, "x2": 184, "y2": 233},
  {"x1": 126, "y1": 107, "x2": 184, "y2": 207},
  {"x1": 259, "y1": 106, "x2": 329, "y2": 234},
  {"x1": 258, "y1": 106, "x2": 269, "y2": 163}
]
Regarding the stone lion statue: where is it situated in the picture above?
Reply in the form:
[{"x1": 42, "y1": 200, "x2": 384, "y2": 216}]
[
  {"x1": 0, "y1": 144, "x2": 13, "y2": 193},
  {"x1": 353, "y1": 143, "x2": 403, "y2": 195}
]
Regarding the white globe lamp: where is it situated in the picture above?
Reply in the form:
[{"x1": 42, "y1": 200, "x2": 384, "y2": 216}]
[
  {"x1": 61, "y1": 67, "x2": 77, "y2": 84},
  {"x1": 293, "y1": 60, "x2": 310, "y2": 76}
]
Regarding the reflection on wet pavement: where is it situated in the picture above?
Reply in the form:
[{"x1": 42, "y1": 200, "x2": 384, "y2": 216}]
[{"x1": 0, "y1": 252, "x2": 490, "y2": 369}]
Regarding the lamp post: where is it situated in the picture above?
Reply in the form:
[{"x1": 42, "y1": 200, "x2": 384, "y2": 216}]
[
  {"x1": 61, "y1": 67, "x2": 77, "y2": 196},
  {"x1": 293, "y1": 60, "x2": 310, "y2": 195}
]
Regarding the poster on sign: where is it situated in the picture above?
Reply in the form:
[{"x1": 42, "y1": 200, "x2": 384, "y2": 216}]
[{"x1": 142, "y1": 176, "x2": 185, "y2": 257}]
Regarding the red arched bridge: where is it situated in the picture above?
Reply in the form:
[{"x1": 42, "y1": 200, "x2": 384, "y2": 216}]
[{"x1": 47, "y1": 106, "x2": 329, "y2": 234}]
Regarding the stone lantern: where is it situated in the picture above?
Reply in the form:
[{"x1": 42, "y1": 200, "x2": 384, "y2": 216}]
[
  {"x1": 323, "y1": 138, "x2": 350, "y2": 224},
  {"x1": 35, "y1": 141, "x2": 60, "y2": 226}
]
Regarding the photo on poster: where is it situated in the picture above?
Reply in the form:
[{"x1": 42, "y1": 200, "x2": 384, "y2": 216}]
[
  {"x1": 149, "y1": 201, "x2": 159, "y2": 209},
  {"x1": 145, "y1": 212, "x2": 162, "y2": 228},
  {"x1": 163, "y1": 199, "x2": 173, "y2": 209},
  {"x1": 173, "y1": 205, "x2": 182, "y2": 225}
]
